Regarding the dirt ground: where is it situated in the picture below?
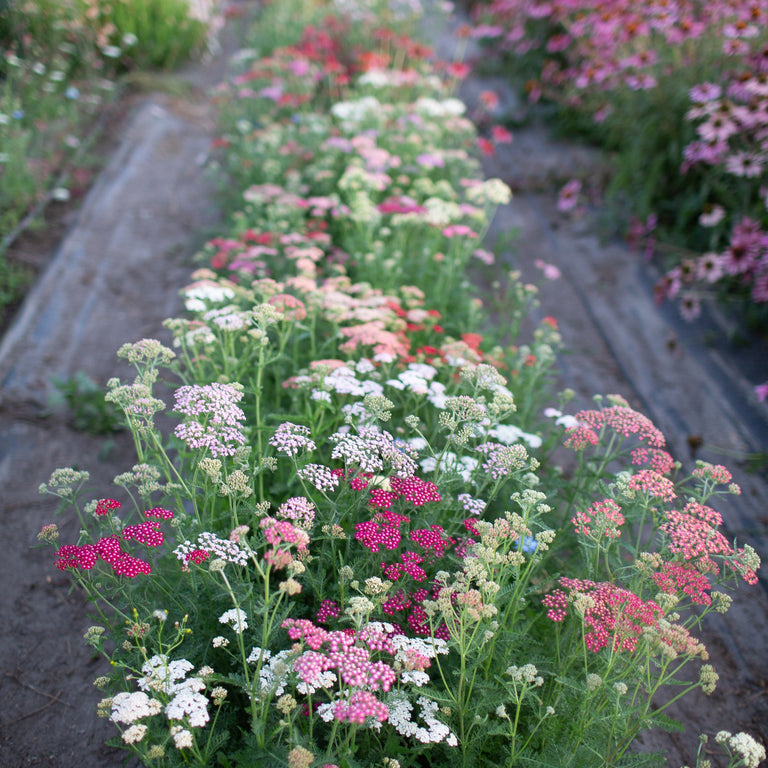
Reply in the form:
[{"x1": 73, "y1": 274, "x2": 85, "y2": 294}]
[{"x1": 0, "y1": 4, "x2": 766, "y2": 768}]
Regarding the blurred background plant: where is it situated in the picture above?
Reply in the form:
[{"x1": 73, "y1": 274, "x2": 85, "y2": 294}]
[
  {"x1": 466, "y1": 0, "x2": 768, "y2": 334},
  {"x1": 0, "y1": 0, "x2": 221, "y2": 323}
]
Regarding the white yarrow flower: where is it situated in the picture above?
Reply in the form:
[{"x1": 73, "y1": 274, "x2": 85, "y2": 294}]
[{"x1": 218, "y1": 608, "x2": 248, "y2": 634}]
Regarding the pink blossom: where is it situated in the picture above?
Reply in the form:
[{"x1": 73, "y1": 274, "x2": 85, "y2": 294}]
[{"x1": 557, "y1": 179, "x2": 582, "y2": 212}]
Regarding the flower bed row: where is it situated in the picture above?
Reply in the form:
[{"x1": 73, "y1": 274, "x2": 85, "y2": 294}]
[
  {"x1": 39, "y1": 1, "x2": 765, "y2": 767},
  {"x1": 466, "y1": 0, "x2": 768, "y2": 342}
]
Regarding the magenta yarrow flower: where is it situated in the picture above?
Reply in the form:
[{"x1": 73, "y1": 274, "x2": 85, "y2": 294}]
[
  {"x1": 355, "y1": 511, "x2": 408, "y2": 552},
  {"x1": 144, "y1": 507, "x2": 174, "y2": 520},
  {"x1": 95, "y1": 498, "x2": 121, "y2": 516},
  {"x1": 122, "y1": 520, "x2": 164, "y2": 547},
  {"x1": 55, "y1": 521, "x2": 158, "y2": 577}
]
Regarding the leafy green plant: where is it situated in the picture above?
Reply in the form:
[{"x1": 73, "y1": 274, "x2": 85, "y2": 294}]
[
  {"x1": 90, "y1": 0, "x2": 214, "y2": 71},
  {"x1": 49, "y1": 371, "x2": 126, "y2": 435}
]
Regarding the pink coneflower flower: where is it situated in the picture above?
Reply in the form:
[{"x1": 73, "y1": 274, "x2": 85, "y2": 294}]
[
  {"x1": 624, "y1": 73, "x2": 657, "y2": 91},
  {"x1": 697, "y1": 114, "x2": 739, "y2": 143},
  {"x1": 723, "y1": 217, "x2": 763, "y2": 275},
  {"x1": 534, "y1": 258, "x2": 561, "y2": 279},
  {"x1": 752, "y1": 266, "x2": 768, "y2": 303},
  {"x1": 697, "y1": 252, "x2": 725, "y2": 282},
  {"x1": 557, "y1": 179, "x2": 582, "y2": 212},
  {"x1": 471, "y1": 24, "x2": 504, "y2": 39},
  {"x1": 592, "y1": 104, "x2": 612, "y2": 123},
  {"x1": 689, "y1": 82, "x2": 722, "y2": 103},
  {"x1": 679, "y1": 292, "x2": 702, "y2": 321},
  {"x1": 725, "y1": 151, "x2": 765, "y2": 178},
  {"x1": 698, "y1": 204, "x2": 725, "y2": 227},
  {"x1": 723, "y1": 38, "x2": 749, "y2": 56}
]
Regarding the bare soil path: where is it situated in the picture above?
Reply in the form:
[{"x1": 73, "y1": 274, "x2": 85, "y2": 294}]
[{"x1": 0, "y1": 5, "x2": 766, "y2": 768}]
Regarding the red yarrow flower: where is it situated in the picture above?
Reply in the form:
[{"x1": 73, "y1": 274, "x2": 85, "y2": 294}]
[{"x1": 95, "y1": 498, "x2": 121, "y2": 516}]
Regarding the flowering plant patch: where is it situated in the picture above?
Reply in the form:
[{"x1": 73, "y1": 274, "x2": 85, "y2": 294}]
[
  {"x1": 468, "y1": 0, "x2": 768, "y2": 351},
  {"x1": 38, "y1": 1, "x2": 765, "y2": 766}
]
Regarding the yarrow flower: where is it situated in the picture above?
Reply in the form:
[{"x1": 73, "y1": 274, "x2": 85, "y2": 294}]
[
  {"x1": 110, "y1": 691, "x2": 162, "y2": 723},
  {"x1": 173, "y1": 383, "x2": 246, "y2": 458},
  {"x1": 219, "y1": 608, "x2": 248, "y2": 634},
  {"x1": 297, "y1": 463, "x2": 340, "y2": 492},
  {"x1": 627, "y1": 470, "x2": 676, "y2": 501},
  {"x1": 572, "y1": 498, "x2": 625, "y2": 539},
  {"x1": 543, "y1": 579, "x2": 662, "y2": 652},
  {"x1": 566, "y1": 402, "x2": 666, "y2": 449},
  {"x1": 95, "y1": 498, "x2": 121, "y2": 516},
  {"x1": 661, "y1": 501, "x2": 734, "y2": 574},
  {"x1": 330, "y1": 427, "x2": 418, "y2": 477},
  {"x1": 269, "y1": 422, "x2": 317, "y2": 456}
]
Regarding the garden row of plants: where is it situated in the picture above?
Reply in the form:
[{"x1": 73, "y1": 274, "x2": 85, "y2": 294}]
[
  {"x1": 39, "y1": 0, "x2": 765, "y2": 766},
  {"x1": 0, "y1": 0, "x2": 220, "y2": 312},
  {"x1": 465, "y1": 0, "x2": 768, "y2": 342}
]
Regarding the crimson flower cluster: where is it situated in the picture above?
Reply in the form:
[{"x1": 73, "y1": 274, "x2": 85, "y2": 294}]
[
  {"x1": 55, "y1": 507, "x2": 173, "y2": 578},
  {"x1": 383, "y1": 585, "x2": 450, "y2": 640}
]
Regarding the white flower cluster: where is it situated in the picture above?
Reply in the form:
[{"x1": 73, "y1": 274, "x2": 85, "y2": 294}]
[
  {"x1": 173, "y1": 532, "x2": 248, "y2": 567},
  {"x1": 386, "y1": 363, "x2": 441, "y2": 398},
  {"x1": 110, "y1": 691, "x2": 162, "y2": 724},
  {"x1": 331, "y1": 97, "x2": 382, "y2": 126},
  {"x1": 165, "y1": 677, "x2": 210, "y2": 727},
  {"x1": 218, "y1": 608, "x2": 248, "y2": 634},
  {"x1": 246, "y1": 647, "x2": 294, "y2": 698},
  {"x1": 110, "y1": 655, "x2": 211, "y2": 743},
  {"x1": 420, "y1": 451, "x2": 478, "y2": 483},
  {"x1": 387, "y1": 695, "x2": 458, "y2": 746},
  {"x1": 464, "y1": 178, "x2": 513, "y2": 206},
  {"x1": 414, "y1": 97, "x2": 466, "y2": 118},
  {"x1": 715, "y1": 731, "x2": 766, "y2": 768},
  {"x1": 296, "y1": 666, "x2": 337, "y2": 696},
  {"x1": 324, "y1": 365, "x2": 385, "y2": 398},
  {"x1": 489, "y1": 423, "x2": 543, "y2": 449},
  {"x1": 183, "y1": 280, "x2": 235, "y2": 312},
  {"x1": 138, "y1": 655, "x2": 194, "y2": 694}
]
